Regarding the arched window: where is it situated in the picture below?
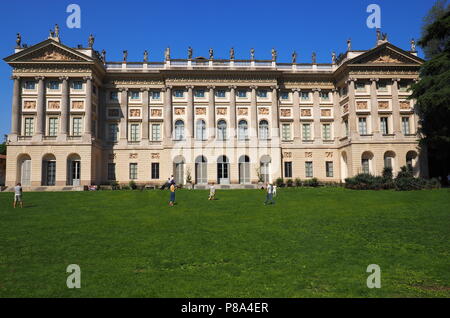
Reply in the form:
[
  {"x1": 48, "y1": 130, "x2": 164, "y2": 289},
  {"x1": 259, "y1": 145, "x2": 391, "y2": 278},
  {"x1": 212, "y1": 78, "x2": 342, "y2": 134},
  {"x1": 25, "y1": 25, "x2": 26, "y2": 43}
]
[
  {"x1": 67, "y1": 153, "x2": 81, "y2": 186},
  {"x1": 17, "y1": 154, "x2": 32, "y2": 186},
  {"x1": 174, "y1": 120, "x2": 185, "y2": 140},
  {"x1": 239, "y1": 155, "x2": 250, "y2": 184},
  {"x1": 195, "y1": 156, "x2": 208, "y2": 184},
  {"x1": 259, "y1": 120, "x2": 269, "y2": 140},
  {"x1": 361, "y1": 151, "x2": 374, "y2": 174},
  {"x1": 384, "y1": 151, "x2": 396, "y2": 170},
  {"x1": 42, "y1": 154, "x2": 56, "y2": 186},
  {"x1": 217, "y1": 120, "x2": 227, "y2": 140},
  {"x1": 238, "y1": 120, "x2": 248, "y2": 141},
  {"x1": 196, "y1": 120, "x2": 206, "y2": 141},
  {"x1": 217, "y1": 155, "x2": 230, "y2": 184},
  {"x1": 260, "y1": 155, "x2": 271, "y2": 183},
  {"x1": 406, "y1": 151, "x2": 418, "y2": 174}
]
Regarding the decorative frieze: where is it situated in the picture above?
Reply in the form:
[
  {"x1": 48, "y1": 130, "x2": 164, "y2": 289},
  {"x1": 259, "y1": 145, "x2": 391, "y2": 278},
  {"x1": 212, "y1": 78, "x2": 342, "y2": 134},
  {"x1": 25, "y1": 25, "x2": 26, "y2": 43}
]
[
  {"x1": 71, "y1": 101, "x2": 84, "y2": 110},
  {"x1": 325, "y1": 152, "x2": 333, "y2": 158},
  {"x1": 301, "y1": 109, "x2": 312, "y2": 117},
  {"x1": 108, "y1": 108, "x2": 120, "y2": 117},
  {"x1": 151, "y1": 109, "x2": 162, "y2": 117},
  {"x1": 258, "y1": 107, "x2": 269, "y2": 115},
  {"x1": 283, "y1": 152, "x2": 292, "y2": 158},
  {"x1": 151, "y1": 153, "x2": 160, "y2": 159},
  {"x1": 400, "y1": 101, "x2": 411, "y2": 110},
  {"x1": 305, "y1": 152, "x2": 313, "y2": 158},
  {"x1": 280, "y1": 109, "x2": 291, "y2": 117},
  {"x1": 129, "y1": 109, "x2": 141, "y2": 117},
  {"x1": 237, "y1": 107, "x2": 248, "y2": 116},
  {"x1": 356, "y1": 101, "x2": 368, "y2": 110},
  {"x1": 23, "y1": 101, "x2": 36, "y2": 110},
  {"x1": 195, "y1": 108, "x2": 207, "y2": 115},
  {"x1": 216, "y1": 107, "x2": 227, "y2": 115},
  {"x1": 378, "y1": 101, "x2": 389, "y2": 109},
  {"x1": 129, "y1": 153, "x2": 138, "y2": 159},
  {"x1": 48, "y1": 101, "x2": 60, "y2": 110},
  {"x1": 321, "y1": 109, "x2": 332, "y2": 117},
  {"x1": 174, "y1": 108, "x2": 185, "y2": 115}
]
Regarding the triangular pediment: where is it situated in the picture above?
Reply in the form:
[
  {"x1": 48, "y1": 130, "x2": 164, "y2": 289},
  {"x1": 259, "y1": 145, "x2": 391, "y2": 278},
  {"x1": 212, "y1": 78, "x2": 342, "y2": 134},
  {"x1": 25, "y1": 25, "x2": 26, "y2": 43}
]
[
  {"x1": 349, "y1": 43, "x2": 423, "y2": 65},
  {"x1": 4, "y1": 39, "x2": 94, "y2": 64}
]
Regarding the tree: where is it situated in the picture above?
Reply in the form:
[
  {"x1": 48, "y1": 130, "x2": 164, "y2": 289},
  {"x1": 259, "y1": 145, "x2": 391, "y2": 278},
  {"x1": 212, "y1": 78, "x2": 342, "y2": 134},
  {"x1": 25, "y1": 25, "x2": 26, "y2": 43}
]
[
  {"x1": 410, "y1": 4, "x2": 450, "y2": 182},
  {"x1": 0, "y1": 135, "x2": 6, "y2": 155},
  {"x1": 421, "y1": 0, "x2": 449, "y2": 59}
]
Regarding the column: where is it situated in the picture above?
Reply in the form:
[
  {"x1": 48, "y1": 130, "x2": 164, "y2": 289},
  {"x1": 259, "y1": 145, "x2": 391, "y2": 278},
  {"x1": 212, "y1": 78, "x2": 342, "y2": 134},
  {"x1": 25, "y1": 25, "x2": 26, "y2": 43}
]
[
  {"x1": 60, "y1": 76, "x2": 69, "y2": 136},
  {"x1": 163, "y1": 86, "x2": 172, "y2": 142},
  {"x1": 312, "y1": 88, "x2": 321, "y2": 142},
  {"x1": 186, "y1": 85, "x2": 194, "y2": 138},
  {"x1": 11, "y1": 76, "x2": 21, "y2": 136},
  {"x1": 392, "y1": 78, "x2": 401, "y2": 135},
  {"x1": 370, "y1": 78, "x2": 379, "y2": 136},
  {"x1": 332, "y1": 88, "x2": 340, "y2": 140},
  {"x1": 292, "y1": 89, "x2": 300, "y2": 140},
  {"x1": 141, "y1": 88, "x2": 149, "y2": 141},
  {"x1": 347, "y1": 78, "x2": 357, "y2": 139},
  {"x1": 271, "y1": 86, "x2": 279, "y2": 138},
  {"x1": 250, "y1": 86, "x2": 257, "y2": 140},
  {"x1": 208, "y1": 86, "x2": 216, "y2": 139},
  {"x1": 229, "y1": 85, "x2": 236, "y2": 138},
  {"x1": 119, "y1": 88, "x2": 128, "y2": 140},
  {"x1": 84, "y1": 76, "x2": 93, "y2": 135},
  {"x1": 35, "y1": 76, "x2": 45, "y2": 136},
  {"x1": 97, "y1": 87, "x2": 106, "y2": 140}
]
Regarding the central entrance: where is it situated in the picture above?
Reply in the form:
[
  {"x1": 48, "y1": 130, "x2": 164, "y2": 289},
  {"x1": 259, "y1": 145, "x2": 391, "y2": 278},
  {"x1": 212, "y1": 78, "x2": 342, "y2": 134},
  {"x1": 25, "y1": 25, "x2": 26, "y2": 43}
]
[{"x1": 217, "y1": 155, "x2": 230, "y2": 185}]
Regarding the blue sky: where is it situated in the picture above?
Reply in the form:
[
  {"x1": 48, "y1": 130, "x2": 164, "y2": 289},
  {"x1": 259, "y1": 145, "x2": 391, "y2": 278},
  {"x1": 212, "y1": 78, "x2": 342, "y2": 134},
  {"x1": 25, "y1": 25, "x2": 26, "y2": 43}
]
[{"x1": 0, "y1": 0, "x2": 435, "y2": 138}]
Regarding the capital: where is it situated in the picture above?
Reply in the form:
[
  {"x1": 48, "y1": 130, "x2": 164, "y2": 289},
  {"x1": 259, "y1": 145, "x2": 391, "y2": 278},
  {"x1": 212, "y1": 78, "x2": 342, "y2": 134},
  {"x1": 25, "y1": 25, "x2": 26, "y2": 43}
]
[
  {"x1": 164, "y1": 85, "x2": 172, "y2": 91},
  {"x1": 370, "y1": 78, "x2": 379, "y2": 82},
  {"x1": 270, "y1": 85, "x2": 279, "y2": 90},
  {"x1": 83, "y1": 76, "x2": 93, "y2": 81},
  {"x1": 118, "y1": 87, "x2": 128, "y2": 92},
  {"x1": 228, "y1": 85, "x2": 237, "y2": 90},
  {"x1": 207, "y1": 85, "x2": 215, "y2": 90},
  {"x1": 11, "y1": 75, "x2": 20, "y2": 80},
  {"x1": 186, "y1": 85, "x2": 194, "y2": 90},
  {"x1": 140, "y1": 87, "x2": 150, "y2": 92},
  {"x1": 312, "y1": 88, "x2": 322, "y2": 92},
  {"x1": 35, "y1": 76, "x2": 45, "y2": 81},
  {"x1": 59, "y1": 76, "x2": 69, "y2": 81},
  {"x1": 291, "y1": 88, "x2": 301, "y2": 92},
  {"x1": 249, "y1": 85, "x2": 258, "y2": 90},
  {"x1": 392, "y1": 78, "x2": 401, "y2": 82}
]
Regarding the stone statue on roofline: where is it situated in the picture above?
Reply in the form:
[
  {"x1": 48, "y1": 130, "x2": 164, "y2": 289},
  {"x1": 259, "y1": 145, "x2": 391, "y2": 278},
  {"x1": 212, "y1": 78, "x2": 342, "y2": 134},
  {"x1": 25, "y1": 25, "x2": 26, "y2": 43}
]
[
  {"x1": 292, "y1": 51, "x2": 297, "y2": 64},
  {"x1": 312, "y1": 52, "x2": 317, "y2": 64},
  {"x1": 54, "y1": 24, "x2": 60, "y2": 38},
  {"x1": 410, "y1": 38, "x2": 416, "y2": 52},
  {"x1": 347, "y1": 38, "x2": 352, "y2": 51},
  {"x1": 101, "y1": 49, "x2": 106, "y2": 64},
  {"x1": 88, "y1": 34, "x2": 95, "y2": 48},
  {"x1": 188, "y1": 46, "x2": 193, "y2": 59},
  {"x1": 250, "y1": 48, "x2": 255, "y2": 60},
  {"x1": 332, "y1": 51, "x2": 336, "y2": 64},
  {"x1": 144, "y1": 50, "x2": 149, "y2": 62},
  {"x1": 230, "y1": 47, "x2": 235, "y2": 60},
  {"x1": 123, "y1": 50, "x2": 128, "y2": 62},
  {"x1": 165, "y1": 47, "x2": 170, "y2": 61},
  {"x1": 209, "y1": 48, "x2": 214, "y2": 60},
  {"x1": 16, "y1": 33, "x2": 21, "y2": 48},
  {"x1": 271, "y1": 48, "x2": 277, "y2": 61}
]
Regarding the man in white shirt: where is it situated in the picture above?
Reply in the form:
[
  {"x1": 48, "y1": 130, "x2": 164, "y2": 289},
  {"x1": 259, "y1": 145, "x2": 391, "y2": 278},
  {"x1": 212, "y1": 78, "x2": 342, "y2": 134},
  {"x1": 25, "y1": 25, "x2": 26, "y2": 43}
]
[
  {"x1": 264, "y1": 183, "x2": 275, "y2": 205},
  {"x1": 13, "y1": 183, "x2": 23, "y2": 208}
]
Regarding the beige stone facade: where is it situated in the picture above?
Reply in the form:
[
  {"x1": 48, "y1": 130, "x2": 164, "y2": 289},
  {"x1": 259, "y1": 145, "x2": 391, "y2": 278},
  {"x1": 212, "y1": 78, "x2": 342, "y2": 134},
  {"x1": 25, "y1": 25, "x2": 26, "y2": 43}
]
[{"x1": 3, "y1": 33, "x2": 427, "y2": 189}]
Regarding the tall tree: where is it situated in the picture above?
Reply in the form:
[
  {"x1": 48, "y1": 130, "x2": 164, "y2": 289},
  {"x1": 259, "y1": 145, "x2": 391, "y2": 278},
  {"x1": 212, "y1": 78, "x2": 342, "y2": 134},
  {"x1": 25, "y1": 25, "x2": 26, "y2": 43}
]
[
  {"x1": 421, "y1": 0, "x2": 449, "y2": 59},
  {"x1": 410, "y1": 4, "x2": 450, "y2": 182}
]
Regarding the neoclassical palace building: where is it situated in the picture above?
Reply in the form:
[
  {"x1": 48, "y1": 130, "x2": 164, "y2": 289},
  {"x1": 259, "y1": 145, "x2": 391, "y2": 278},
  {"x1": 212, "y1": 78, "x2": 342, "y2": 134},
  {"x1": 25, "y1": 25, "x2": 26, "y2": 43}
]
[{"x1": 3, "y1": 30, "x2": 427, "y2": 189}]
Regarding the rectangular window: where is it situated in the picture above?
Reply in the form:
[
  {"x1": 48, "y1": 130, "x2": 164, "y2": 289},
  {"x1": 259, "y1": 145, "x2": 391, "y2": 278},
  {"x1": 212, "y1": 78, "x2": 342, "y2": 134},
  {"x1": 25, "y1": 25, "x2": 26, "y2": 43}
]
[
  {"x1": 326, "y1": 161, "x2": 334, "y2": 177},
  {"x1": 215, "y1": 90, "x2": 226, "y2": 98},
  {"x1": 72, "y1": 117, "x2": 82, "y2": 136},
  {"x1": 48, "y1": 117, "x2": 58, "y2": 136},
  {"x1": 284, "y1": 162, "x2": 292, "y2": 178},
  {"x1": 129, "y1": 163, "x2": 138, "y2": 180},
  {"x1": 151, "y1": 163, "x2": 160, "y2": 179},
  {"x1": 109, "y1": 123, "x2": 118, "y2": 142},
  {"x1": 151, "y1": 123, "x2": 161, "y2": 141},
  {"x1": 356, "y1": 82, "x2": 366, "y2": 92},
  {"x1": 320, "y1": 91, "x2": 330, "y2": 101},
  {"x1": 151, "y1": 91, "x2": 161, "y2": 99},
  {"x1": 24, "y1": 117, "x2": 34, "y2": 136},
  {"x1": 194, "y1": 90, "x2": 205, "y2": 98},
  {"x1": 377, "y1": 82, "x2": 387, "y2": 92},
  {"x1": 322, "y1": 124, "x2": 332, "y2": 140},
  {"x1": 302, "y1": 123, "x2": 311, "y2": 141},
  {"x1": 174, "y1": 90, "x2": 184, "y2": 98},
  {"x1": 107, "y1": 163, "x2": 116, "y2": 181},
  {"x1": 237, "y1": 90, "x2": 247, "y2": 98},
  {"x1": 110, "y1": 91, "x2": 118, "y2": 101},
  {"x1": 280, "y1": 91, "x2": 289, "y2": 100},
  {"x1": 305, "y1": 161, "x2": 313, "y2": 178},
  {"x1": 130, "y1": 91, "x2": 140, "y2": 100},
  {"x1": 25, "y1": 81, "x2": 36, "y2": 90},
  {"x1": 282, "y1": 124, "x2": 291, "y2": 141},
  {"x1": 402, "y1": 117, "x2": 410, "y2": 135},
  {"x1": 358, "y1": 117, "x2": 368, "y2": 135},
  {"x1": 257, "y1": 90, "x2": 267, "y2": 98},
  {"x1": 301, "y1": 92, "x2": 310, "y2": 101},
  {"x1": 380, "y1": 117, "x2": 389, "y2": 135},
  {"x1": 73, "y1": 81, "x2": 83, "y2": 90},
  {"x1": 130, "y1": 124, "x2": 140, "y2": 141},
  {"x1": 49, "y1": 81, "x2": 60, "y2": 90}
]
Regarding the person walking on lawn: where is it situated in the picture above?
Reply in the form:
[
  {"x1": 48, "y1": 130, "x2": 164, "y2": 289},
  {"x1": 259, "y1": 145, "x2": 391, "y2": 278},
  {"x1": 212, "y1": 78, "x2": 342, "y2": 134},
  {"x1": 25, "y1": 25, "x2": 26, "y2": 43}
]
[
  {"x1": 264, "y1": 183, "x2": 275, "y2": 205},
  {"x1": 13, "y1": 183, "x2": 23, "y2": 208},
  {"x1": 169, "y1": 181, "x2": 176, "y2": 206}
]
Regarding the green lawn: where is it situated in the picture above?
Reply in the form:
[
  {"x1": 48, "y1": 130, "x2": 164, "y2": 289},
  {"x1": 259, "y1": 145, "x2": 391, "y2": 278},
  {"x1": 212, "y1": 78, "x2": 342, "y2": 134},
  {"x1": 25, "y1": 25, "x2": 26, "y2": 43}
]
[{"x1": 0, "y1": 187, "x2": 449, "y2": 298}]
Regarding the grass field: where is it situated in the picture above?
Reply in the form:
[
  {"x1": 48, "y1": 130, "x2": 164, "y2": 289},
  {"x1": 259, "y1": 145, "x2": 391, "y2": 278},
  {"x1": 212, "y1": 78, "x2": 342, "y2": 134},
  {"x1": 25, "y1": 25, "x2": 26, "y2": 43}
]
[{"x1": 0, "y1": 187, "x2": 449, "y2": 298}]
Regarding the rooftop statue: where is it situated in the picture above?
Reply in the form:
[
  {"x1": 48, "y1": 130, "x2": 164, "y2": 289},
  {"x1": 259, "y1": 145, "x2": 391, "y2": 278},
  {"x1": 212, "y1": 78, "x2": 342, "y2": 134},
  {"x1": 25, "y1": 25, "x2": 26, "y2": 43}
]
[
  {"x1": 347, "y1": 38, "x2": 352, "y2": 51},
  {"x1": 54, "y1": 24, "x2": 60, "y2": 38},
  {"x1": 230, "y1": 47, "x2": 235, "y2": 60},
  {"x1": 88, "y1": 34, "x2": 95, "y2": 48},
  {"x1": 250, "y1": 48, "x2": 255, "y2": 60},
  {"x1": 271, "y1": 48, "x2": 277, "y2": 61},
  {"x1": 165, "y1": 47, "x2": 170, "y2": 61},
  {"x1": 292, "y1": 51, "x2": 297, "y2": 64},
  {"x1": 332, "y1": 51, "x2": 336, "y2": 64},
  {"x1": 209, "y1": 48, "x2": 214, "y2": 60},
  {"x1": 16, "y1": 33, "x2": 21, "y2": 48},
  {"x1": 123, "y1": 50, "x2": 128, "y2": 62},
  {"x1": 143, "y1": 50, "x2": 149, "y2": 62},
  {"x1": 312, "y1": 52, "x2": 317, "y2": 64},
  {"x1": 411, "y1": 38, "x2": 416, "y2": 52},
  {"x1": 101, "y1": 49, "x2": 106, "y2": 64},
  {"x1": 188, "y1": 46, "x2": 193, "y2": 59}
]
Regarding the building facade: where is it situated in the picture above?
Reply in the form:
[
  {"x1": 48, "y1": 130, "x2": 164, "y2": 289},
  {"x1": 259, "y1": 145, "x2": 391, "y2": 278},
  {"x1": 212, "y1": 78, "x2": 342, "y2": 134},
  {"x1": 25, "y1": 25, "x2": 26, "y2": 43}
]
[{"x1": 3, "y1": 32, "x2": 427, "y2": 189}]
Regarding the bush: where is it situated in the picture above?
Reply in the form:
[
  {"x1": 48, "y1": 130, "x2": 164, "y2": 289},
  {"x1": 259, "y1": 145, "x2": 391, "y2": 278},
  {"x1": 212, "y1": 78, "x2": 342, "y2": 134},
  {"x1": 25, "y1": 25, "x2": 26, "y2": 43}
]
[
  {"x1": 345, "y1": 174, "x2": 385, "y2": 190},
  {"x1": 394, "y1": 176, "x2": 424, "y2": 191},
  {"x1": 426, "y1": 178, "x2": 441, "y2": 189},
  {"x1": 304, "y1": 178, "x2": 320, "y2": 187},
  {"x1": 294, "y1": 178, "x2": 302, "y2": 187},
  {"x1": 382, "y1": 167, "x2": 393, "y2": 180},
  {"x1": 121, "y1": 185, "x2": 130, "y2": 190},
  {"x1": 275, "y1": 177, "x2": 284, "y2": 187},
  {"x1": 129, "y1": 181, "x2": 137, "y2": 190},
  {"x1": 286, "y1": 179, "x2": 294, "y2": 187},
  {"x1": 110, "y1": 181, "x2": 120, "y2": 190},
  {"x1": 397, "y1": 166, "x2": 413, "y2": 179}
]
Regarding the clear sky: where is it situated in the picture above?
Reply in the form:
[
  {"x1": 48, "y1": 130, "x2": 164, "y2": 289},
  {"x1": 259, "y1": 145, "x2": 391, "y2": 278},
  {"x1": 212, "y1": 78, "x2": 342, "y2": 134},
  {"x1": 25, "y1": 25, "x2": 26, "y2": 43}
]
[{"x1": 0, "y1": 0, "x2": 435, "y2": 138}]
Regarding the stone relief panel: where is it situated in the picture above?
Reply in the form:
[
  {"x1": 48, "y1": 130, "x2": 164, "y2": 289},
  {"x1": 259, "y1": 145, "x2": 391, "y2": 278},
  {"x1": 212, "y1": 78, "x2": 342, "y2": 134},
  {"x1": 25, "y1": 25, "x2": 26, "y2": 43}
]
[
  {"x1": 305, "y1": 152, "x2": 313, "y2": 158},
  {"x1": 129, "y1": 153, "x2": 138, "y2": 159},
  {"x1": 283, "y1": 152, "x2": 292, "y2": 159},
  {"x1": 174, "y1": 108, "x2": 185, "y2": 115},
  {"x1": 356, "y1": 101, "x2": 368, "y2": 110},
  {"x1": 48, "y1": 101, "x2": 60, "y2": 110},
  {"x1": 151, "y1": 109, "x2": 162, "y2": 117},
  {"x1": 72, "y1": 101, "x2": 84, "y2": 110},
  {"x1": 237, "y1": 107, "x2": 248, "y2": 116},
  {"x1": 400, "y1": 101, "x2": 411, "y2": 110},
  {"x1": 108, "y1": 108, "x2": 120, "y2": 117},
  {"x1": 129, "y1": 109, "x2": 141, "y2": 118},
  {"x1": 151, "y1": 153, "x2": 160, "y2": 159},
  {"x1": 280, "y1": 109, "x2": 292, "y2": 117},
  {"x1": 378, "y1": 101, "x2": 389, "y2": 109},
  {"x1": 196, "y1": 108, "x2": 207, "y2": 115},
  {"x1": 325, "y1": 152, "x2": 333, "y2": 158},
  {"x1": 216, "y1": 107, "x2": 227, "y2": 115},
  {"x1": 321, "y1": 109, "x2": 332, "y2": 117},
  {"x1": 301, "y1": 109, "x2": 312, "y2": 117},
  {"x1": 23, "y1": 101, "x2": 36, "y2": 110},
  {"x1": 342, "y1": 104, "x2": 349, "y2": 113},
  {"x1": 258, "y1": 107, "x2": 269, "y2": 115}
]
